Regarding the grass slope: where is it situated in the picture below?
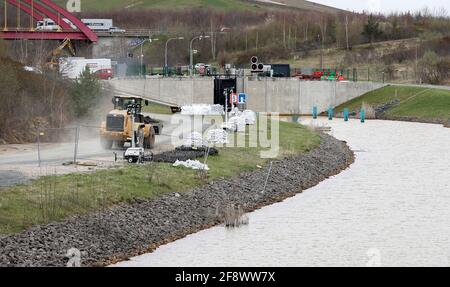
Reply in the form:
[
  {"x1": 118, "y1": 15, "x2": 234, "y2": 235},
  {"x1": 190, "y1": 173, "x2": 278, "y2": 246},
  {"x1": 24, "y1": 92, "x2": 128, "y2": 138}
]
[
  {"x1": 252, "y1": 0, "x2": 345, "y2": 13},
  {"x1": 54, "y1": 0, "x2": 342, "y2": 13},
  {"x1": 55, "y1": 0, "x2": 264, "y2": 12},
  {"x1": 0, "y1": 120, "x2": 320, "y2": 234},
  {"x1": 385, "y1": 89, "x2": 450, "y2": 121},
  {"x1": 335, "y1": 85, "x2": 450, "y2": 122}
]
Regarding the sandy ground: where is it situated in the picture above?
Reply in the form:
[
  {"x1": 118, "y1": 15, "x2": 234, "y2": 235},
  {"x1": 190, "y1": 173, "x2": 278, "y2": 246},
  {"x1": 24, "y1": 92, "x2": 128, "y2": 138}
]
[{"x1": 0, "y1": 113, "x2": 182, "y2": 187}]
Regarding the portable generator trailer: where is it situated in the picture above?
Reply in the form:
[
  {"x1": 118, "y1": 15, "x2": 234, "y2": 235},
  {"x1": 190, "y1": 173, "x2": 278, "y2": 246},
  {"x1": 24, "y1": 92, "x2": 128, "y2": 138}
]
[{"x1": 124, "y1": 147, "x2": 156, "y2": 163}]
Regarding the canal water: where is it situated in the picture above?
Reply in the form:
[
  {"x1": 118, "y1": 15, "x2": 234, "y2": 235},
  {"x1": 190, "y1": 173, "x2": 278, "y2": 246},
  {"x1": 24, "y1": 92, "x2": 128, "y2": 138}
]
[{"x1": 113, "y1": 119, "x2": 450, "y2": 267}]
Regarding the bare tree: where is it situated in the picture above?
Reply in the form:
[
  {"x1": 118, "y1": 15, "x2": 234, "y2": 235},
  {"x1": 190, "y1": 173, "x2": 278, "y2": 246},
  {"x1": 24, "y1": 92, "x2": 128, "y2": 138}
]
[
  {"x1": 210, "y1": 17, "x2": 216, "y2": 60},
  {"x1": 345, "y1": 15, "x2": 350, "y2": 50}
]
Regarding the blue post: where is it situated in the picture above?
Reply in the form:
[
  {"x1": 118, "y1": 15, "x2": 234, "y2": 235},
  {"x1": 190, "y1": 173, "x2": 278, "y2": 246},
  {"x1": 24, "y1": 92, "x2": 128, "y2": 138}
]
[
  {"x1": 344, "y1": 108, "x2": 349, "y2": 121},
  {"x1": 360, "y1": 109, "x2": 366, "y2": 123},
  {"x1": 312, "y1": 106, "x2": 318, "y2": 119},
  {"x1": 327, "y1": 106, "x2": 333, "y2": 120}
]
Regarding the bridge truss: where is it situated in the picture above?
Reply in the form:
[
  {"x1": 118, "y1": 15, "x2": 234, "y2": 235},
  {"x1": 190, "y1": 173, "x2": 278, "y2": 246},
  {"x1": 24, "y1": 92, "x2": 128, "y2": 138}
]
[{"x1": 0, "y1": 0, "x2": 97, "y2": 42}]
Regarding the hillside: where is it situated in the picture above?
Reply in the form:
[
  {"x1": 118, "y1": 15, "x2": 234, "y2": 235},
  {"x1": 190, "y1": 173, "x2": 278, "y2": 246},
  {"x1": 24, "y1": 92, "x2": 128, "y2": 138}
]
[
  {"x1": 281, "y1": 38, "x2": 423, "y2": 83},
  {"x1": 54, "y1": 0, "x2": 343, "y2": 13},
  {"x1": 53, "y1": 1, "x2": 450, "y2": 85},
  {"x1": 56, "y1": 0, "x2": 257, "y2": 12}
]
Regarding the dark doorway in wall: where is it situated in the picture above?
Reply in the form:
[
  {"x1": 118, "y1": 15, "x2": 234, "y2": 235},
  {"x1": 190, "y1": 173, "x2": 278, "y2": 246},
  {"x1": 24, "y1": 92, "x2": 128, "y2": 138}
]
[{"x1": 214, "y1": 76, "x2": 236, "y2": 109}]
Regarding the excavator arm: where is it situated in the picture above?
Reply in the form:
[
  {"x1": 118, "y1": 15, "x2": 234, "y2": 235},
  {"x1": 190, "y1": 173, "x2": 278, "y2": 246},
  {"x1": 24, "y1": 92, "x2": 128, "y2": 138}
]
[{"x1": 49, "y1": 38, "x2": 76, "y2": 67}]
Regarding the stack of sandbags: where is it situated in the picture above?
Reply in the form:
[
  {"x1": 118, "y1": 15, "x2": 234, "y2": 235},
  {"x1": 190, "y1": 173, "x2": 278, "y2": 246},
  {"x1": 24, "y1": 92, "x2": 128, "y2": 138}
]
[
  {"x1": 206, "y1": 129, "x2": 229, "y2": 144},
  {"x1": 229, "y1": 107, "x2": 241, "y2": 117},
  {"x1": 183, "y1": 131, "x2": 203, "y2": 147},
  {"x1": 228, "y1": 116, "x2": 247, "y2": 132},
  {"x1": 181, "y1": 104, "x2": 224, "y2": 115},
  {"x1": 210, "y1": 104, "x2": 226, "y2": 115}
]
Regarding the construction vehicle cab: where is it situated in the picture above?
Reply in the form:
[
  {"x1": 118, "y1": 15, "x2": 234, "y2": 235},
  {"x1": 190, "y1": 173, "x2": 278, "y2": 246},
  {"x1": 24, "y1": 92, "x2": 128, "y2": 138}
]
[{"x1": 100, "y1": 96, "x2": 163, "y2": 150}]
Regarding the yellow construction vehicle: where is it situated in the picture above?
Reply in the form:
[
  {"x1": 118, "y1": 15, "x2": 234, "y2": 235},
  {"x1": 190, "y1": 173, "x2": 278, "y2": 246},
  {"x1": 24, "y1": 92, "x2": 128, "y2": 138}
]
[{"x1": 100, "y1": 96, "x2": 163, "y2": 149}]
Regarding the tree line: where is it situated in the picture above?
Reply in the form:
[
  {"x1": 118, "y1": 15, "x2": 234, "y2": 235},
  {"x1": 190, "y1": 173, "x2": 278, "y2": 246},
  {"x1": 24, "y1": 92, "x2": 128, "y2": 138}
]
[{"x1": 80, "y1": 8, "x2": 450, "y2": 64}]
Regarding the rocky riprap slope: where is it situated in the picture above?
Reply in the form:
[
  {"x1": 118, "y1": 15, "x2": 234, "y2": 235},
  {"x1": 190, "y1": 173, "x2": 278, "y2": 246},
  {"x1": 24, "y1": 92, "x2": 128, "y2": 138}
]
[{"x1": 0, "y1": 134, "x2": 354, "y2": 267}]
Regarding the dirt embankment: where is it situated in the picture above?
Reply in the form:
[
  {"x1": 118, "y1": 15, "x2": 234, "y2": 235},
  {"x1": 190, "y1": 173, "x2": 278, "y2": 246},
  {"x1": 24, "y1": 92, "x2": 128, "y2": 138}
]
[{"x1": 0, "y1": 133, "x2": 354, "y2": 267}]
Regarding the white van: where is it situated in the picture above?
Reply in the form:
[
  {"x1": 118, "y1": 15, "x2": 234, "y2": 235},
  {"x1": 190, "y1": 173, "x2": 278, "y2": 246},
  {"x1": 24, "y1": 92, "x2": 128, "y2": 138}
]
[{"x1": 36, "y1": 18, "x2": 61, "y2": 31}]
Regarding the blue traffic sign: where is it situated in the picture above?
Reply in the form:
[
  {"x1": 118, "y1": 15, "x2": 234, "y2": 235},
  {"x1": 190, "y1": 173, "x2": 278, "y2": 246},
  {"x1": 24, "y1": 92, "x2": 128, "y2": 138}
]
[{"x1": 238, "y1": 93, "x2": 247, "y2": 103}]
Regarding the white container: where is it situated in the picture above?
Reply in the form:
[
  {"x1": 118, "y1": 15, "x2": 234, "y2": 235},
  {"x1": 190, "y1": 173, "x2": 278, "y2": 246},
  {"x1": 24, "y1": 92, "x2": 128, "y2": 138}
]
[{"x1": 81, "y1": 19, "x2": 113, "y2": 31}]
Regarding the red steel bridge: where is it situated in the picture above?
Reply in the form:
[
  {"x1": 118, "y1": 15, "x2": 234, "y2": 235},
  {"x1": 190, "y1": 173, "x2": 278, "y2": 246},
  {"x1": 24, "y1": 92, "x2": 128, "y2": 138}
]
[{"x1": 0, "y1": 0, "x2": 98, "y2": 42}]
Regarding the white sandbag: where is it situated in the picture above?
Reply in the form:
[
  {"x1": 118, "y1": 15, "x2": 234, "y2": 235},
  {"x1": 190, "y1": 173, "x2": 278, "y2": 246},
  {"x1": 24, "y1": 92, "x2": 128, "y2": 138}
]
[
  {"x1": 173, "y1": 159, "x2": 209, "y2": 170},
  {"x1": 242, "y1": 110, "x2": 256, "y2": 125}
]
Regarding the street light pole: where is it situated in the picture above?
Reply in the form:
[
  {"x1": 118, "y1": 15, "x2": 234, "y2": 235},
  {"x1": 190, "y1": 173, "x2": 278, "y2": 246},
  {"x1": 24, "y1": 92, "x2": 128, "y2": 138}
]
[
  {"x1": 140, "y1": 41, "x2": 145, "y2": 78},
  {"x1": 3, "y1": 0, "x2": 8, "y2": 31},
  {"x1": 189, "y1": 35, "x2": 210, "y2": 77},
  {"x1": 165, "y1": 37, "x2": 184, "y2": 76},
  {"x1": 139, "y1": 36, "x2": 159, "y2": 78}
]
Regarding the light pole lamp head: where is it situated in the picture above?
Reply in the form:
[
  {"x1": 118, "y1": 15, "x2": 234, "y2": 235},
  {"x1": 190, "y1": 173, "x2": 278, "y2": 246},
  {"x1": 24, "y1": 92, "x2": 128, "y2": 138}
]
[{"x1": 177, "y1": 37, "x2": 185, "y2": 40}]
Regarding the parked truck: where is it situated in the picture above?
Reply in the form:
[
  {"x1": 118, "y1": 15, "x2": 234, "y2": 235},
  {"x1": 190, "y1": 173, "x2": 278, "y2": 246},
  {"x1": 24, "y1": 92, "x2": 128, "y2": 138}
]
[{"x1": 59, "y1": 57, "x2": 113, "y2": 80}]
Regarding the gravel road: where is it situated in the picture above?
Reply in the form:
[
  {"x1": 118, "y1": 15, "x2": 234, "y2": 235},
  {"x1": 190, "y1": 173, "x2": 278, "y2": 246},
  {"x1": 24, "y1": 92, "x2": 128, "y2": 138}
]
[{"x1": 0, "y1": 114, "x2": 181, "y2": 187}]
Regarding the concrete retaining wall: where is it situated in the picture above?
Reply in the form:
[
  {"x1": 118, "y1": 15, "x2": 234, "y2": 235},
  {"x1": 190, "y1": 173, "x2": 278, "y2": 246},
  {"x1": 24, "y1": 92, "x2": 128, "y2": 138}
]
[
  {"x1": 109, "y1": 77, "x2": 214, "y2": 106},
  {"x1": 244, "y1": 78, "x2": 386, "y2": 114},
  {"x1": 109, "y1": 77, "x2": 386, "y2": 114}
]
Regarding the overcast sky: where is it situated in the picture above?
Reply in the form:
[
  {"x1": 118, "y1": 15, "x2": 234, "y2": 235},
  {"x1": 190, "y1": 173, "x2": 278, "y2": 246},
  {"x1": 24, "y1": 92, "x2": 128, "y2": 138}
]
[{"x1": 310, "y1": 0, "x2": 450, "y2": 14}]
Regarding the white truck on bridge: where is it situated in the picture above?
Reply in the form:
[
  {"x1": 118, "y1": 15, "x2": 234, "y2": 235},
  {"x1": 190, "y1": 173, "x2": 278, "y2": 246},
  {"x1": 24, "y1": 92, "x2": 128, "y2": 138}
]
[{"x1": 79, "y1": 19, "x2": 113, "y2": 31}]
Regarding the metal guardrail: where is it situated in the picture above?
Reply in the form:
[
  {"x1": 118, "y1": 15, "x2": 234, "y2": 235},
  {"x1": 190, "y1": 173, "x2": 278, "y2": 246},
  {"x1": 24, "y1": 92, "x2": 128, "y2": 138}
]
[
  {"x1": 96, "y1": 29, "x2": 174, "y2": 38},
  {"x1": 2, "y1": 28, "x2": 172, "y2": 38},
  {"x1": 2, "y1": 28, "x2": 84, "y2": 32}
]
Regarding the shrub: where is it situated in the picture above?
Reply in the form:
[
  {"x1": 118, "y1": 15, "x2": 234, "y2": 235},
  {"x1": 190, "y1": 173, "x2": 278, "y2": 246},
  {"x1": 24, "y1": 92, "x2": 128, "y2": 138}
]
[
  {"x1": 419, "y1": 51, "x2": 450, "y2": 84},
  {"x1": 361, "y1": 102, "x2": 376, "y2": 119},
  {"x1": 70, "y1": 67, "x2": 101, "y2": 118}
]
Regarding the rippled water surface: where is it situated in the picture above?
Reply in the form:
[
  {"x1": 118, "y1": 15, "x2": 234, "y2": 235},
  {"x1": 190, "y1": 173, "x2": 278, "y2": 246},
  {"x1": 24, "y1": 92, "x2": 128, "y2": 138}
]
[{"x1": 113, "y1": 119, "x2": 450, "y2": 267}]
